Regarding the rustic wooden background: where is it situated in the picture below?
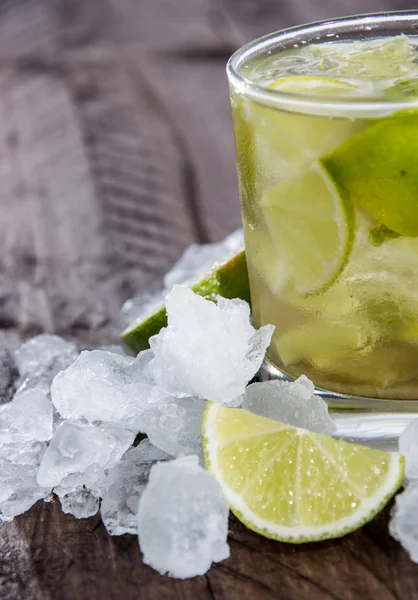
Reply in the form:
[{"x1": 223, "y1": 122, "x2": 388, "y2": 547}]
[{"x1": 1, "y1": 0, "x2": 418, "y2": 598}]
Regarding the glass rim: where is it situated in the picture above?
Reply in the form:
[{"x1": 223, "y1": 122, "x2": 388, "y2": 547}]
[{"x1": 227, "y1": 10, "x2": 418, "y2": 117}]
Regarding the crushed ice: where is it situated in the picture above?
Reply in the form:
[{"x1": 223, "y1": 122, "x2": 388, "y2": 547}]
[
  {"x1": 148, "y1": 286, "x2": 274, "y2": 404},
  {"x1": 16, "y1": 334, "x2": 79, "y2": 396},
  {"x1": 241, "y1": 375, "x2": 336, "y2": 435},
  {"x1": 390, "y1": 418, "x2": 418, "y2": 561},
  {"x1": 0, "y1": 232, "x2": 350, "y2": 578},
  {"x1": 0, "y1": 282, "x2": 276, "y2": 575},
  {"x1": 101, "y1": 439, "x2": 172, "y2": 536},
  {"x1": 138, "y1": 455, "x2": 230, "y2": 579},
  {"x1": 51, "y1": 350, "x2": 170, "y2": 430},
  {"x1": 121, "y1": 228, "x2": 244, "y2": 327}
]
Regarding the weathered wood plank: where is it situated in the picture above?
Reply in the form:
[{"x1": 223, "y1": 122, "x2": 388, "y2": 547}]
[
  {"x1": 71, "y1": 56, "x2": 199, "y2": 270},
  {"x1": 157, "y1": 56, "x2": 242, "y2": 241},
  {"x1": 103, "y1": 0, "x2": 244, "y2": 242},
  {"x1": 0, "y1": 521, "x2": 45, "y2": 600},
  {"x1": 103, "y1": 0, "x2": 416, "y2": 55},
  {"x1": 106, "y1": 0, "x2": 233, "y2": 53},
  {"x1": 10, "y1": 499, "x2": 217, "y2": 600},
  {"x1": 229, "y1": 511, "x2": 410, "y2": 600},
  {"x1": 6, "y1": 500, "x2": 418, "y2": 600},
  {"x1": 0, "y1": 54, "x2": 198, "y2": 346},
  {"x1": 124, "y1": 50, "x2": 243, "y2": 242},
  {"x1": 212, "y1": 0, "x2": 404, "y2": 44},
  {"x1": 0, "y1": 0, "x2": 58, "y2": 60},
  {"x1": 0, "y1": 66, "x2": 105, "y2": 338},
  {"x1": 0, "y1": 2, "x2": 210, "y2": 596},
  {"x1": 0, "y1": 0, "x2": 114, "y2": 60}
]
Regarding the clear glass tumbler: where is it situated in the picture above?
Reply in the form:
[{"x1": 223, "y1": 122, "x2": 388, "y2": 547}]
[{"x1": 227, "y1": 11, "x2": 418, "y2": 450}]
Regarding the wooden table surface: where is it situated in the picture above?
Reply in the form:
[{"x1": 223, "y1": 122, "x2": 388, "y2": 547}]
[{"x1": 1, "y1": 1, "x2": 418, "y2": 598}]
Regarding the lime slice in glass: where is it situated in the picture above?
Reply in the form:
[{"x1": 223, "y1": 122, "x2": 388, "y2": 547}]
[
  {"x1": 203, "y1": 403, "x2": 404, "y2": 543},
  {"x1": 322, "y1": 110, "x2": 418, "y2": 237},
  {"x1": 261, "y1": 162, "x2": 354, "y2": 295}
]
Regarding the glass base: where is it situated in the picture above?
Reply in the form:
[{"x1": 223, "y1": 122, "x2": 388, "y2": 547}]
[{"x1": 260, "y1": 360, "x2": 418, "y2": 452}]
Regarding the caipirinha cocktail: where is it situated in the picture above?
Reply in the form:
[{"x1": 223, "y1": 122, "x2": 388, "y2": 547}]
[{"x1": 230, "y1": 33, "x2": 418, "y2": 399}]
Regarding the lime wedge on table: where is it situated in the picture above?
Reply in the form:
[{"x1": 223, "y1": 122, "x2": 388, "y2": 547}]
[
  {"x1": 203, "y1": 403, "x2": 404, "y2": 543},
  {"x1": 322, "y1": 110, "x2": 418, "y2": 236},
  {"x1": 261, "y1": 163, "x2": 354, "y2": 295},
  {"x1": 122, "y1": 250, "x2": 250, "y2": 352}
]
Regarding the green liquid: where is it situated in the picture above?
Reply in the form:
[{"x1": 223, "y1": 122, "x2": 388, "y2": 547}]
[{"x1": 232, "y1": 35, "x2": 418, "y2": 399}]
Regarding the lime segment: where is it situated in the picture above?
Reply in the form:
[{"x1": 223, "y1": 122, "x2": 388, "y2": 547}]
[
  {"x1": 203, "y1": 403, "x2": 404, "y2": 543},
  {"x1": 322, "y1": 110, "x2": 418, "y2": 236},
  {"x1": 261, "y1": 163, "x2": 354, "y2": 295}
]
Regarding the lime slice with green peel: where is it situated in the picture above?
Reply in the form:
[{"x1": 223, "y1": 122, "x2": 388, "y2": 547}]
[
  {"x1": 270, "y1": 75, "x2": 359, "y2": 96},
  {"x1": 203, "y1": 403, "x2": 404, "y2": 543},
  {"x1": 261, "y1": 163, "x2": 354, "y2": 295},
  {"x1": 322, "y1": 110, "x2": 418, "y2": 237},
  {"x1": 122, "y1": 250, "x2": 251, "y2": 352}
]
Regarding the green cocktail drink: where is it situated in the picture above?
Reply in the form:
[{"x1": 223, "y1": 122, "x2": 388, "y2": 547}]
[{"x1": 228, "y1": 14, "x2": 418, "y2": 400}]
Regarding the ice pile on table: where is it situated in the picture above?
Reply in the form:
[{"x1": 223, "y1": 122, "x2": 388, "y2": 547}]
[
  {"x1": 0, "y1": 285, "x2": 270, "y2": 576},
  {"x1": 121, "y1": 228, "x2": 244, "y2": 327},
  {"x1": 0, "y1": 235, "x2": 339, "y2": 578}
]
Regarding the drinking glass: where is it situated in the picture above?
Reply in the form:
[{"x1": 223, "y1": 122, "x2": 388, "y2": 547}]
[{"x1": 227, "y1": 11, "x2": 418, "y2": 449}]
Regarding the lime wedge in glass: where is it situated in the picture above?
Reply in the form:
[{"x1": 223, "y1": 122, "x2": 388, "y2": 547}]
[
  {"x1": 261, "y1": 163, "x2": 354, "y2": 295},
  {"x1": 322, "y1": 110, "x2": 418, "y2": 236}
]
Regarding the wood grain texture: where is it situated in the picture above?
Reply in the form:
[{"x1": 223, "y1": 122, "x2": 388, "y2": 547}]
[
  {"x1": 106, "y1": 0, "x2": 234, "y2": 53},
  {"x1": 0, "y1": 0, "x2": 58, "y2": 60},
  {"x1": 1, "y1": 0, "x2": 418, "y2": 598},
  {"x1": 124, "y1": 49, "x2": 242, "y2": 242},
  {"x1": 0, "y1": 58, "x2": 198, "y2": 345},
  {"x1": 215, "y1": 0, "x2": 415, "y2": 43}
]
